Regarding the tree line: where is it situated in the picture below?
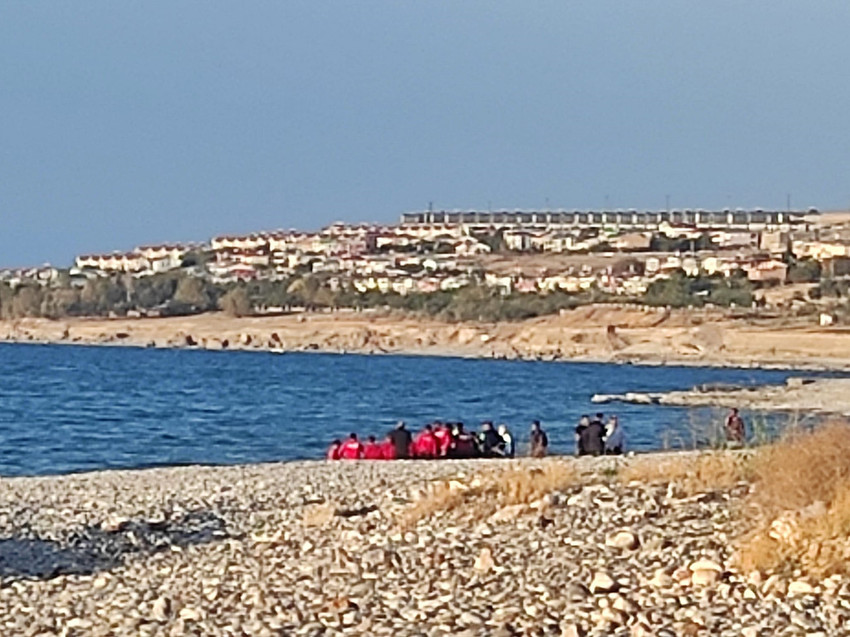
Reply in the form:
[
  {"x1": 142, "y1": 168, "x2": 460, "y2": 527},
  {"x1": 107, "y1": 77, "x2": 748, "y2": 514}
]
[{"x1": 0, "y1": 260, "x2": 825, "y2": 323}]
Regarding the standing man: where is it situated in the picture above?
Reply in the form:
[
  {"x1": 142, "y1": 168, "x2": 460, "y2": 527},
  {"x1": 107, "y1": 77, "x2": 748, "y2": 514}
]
[
  {"x1": 387, "y1": 421, "x2": 413, "y2": 459},
  {"x1": 724, "y1": 408, "x2": 746, "y2": 446},
  {"x1": 575, "y1": 415, "x2": 591, "y2": 455},
  {"x1": 530, "y1": 420, "x2": 549, "y2": 457}
]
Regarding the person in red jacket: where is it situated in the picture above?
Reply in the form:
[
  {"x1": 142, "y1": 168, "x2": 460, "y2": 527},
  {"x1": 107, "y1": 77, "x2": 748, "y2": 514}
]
[
  {"x1": 326, "y1": 439, "x2": 342, "y2": 460},
  {"x1": 339, "y1": 433, "x2": 364, "y2": 460},
  {"x1": 413, "y1": 424, "x2": 439, "y2": 459},
  {"x1": 381, "y1": 433, "x2": 397, "y2": 460},
  {"x1": 433, "y1": 422, "x2": 451, "y2": 457},
  {"x1": 362, "y1": 435, "x2": 384, "y2": 460}
]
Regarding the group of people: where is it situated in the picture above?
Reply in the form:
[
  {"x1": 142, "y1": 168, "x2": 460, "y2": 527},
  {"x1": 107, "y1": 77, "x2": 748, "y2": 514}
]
[
  {"x1": 327, "y1": 407, "x2": 751, "y2": 460},
  {"x1": 327, "y1": 420, "x2": 551, "y2": 461},
  {"x1": 574, "y1": 413, "x2": 626, "y2": 456}
]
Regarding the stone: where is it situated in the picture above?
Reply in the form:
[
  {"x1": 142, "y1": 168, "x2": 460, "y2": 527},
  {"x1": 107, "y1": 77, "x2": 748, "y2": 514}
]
[
  {"x1": 688, "y1": 558, "x2": 722, "y2": 573},
  {"x1": 474, "y1": 547, "x2": 495, "y2": 572},
  {"x1": 690, "y1": 569, "x2": 720, "y2": 587},
  {"x1": 605, "y1": 530, "x2": 639, "y2": 550},
  {"x1": 151, "y1": 597, "x2": 170, "y2": 622},
  {"x1": 490, "y1": 504, "x2": 526, "y2": 522},
  {"x1": 787, "y1": 580, "x2": 815, "y2": 596},
  {"x1": 649, "y1": 569, "x2": 673, "y2": 588},
  {"x1": 179, "y1": 607, "x2": 202, "y2": 622},
  {"x1": 589, "y1": 572, "x2": 618, "y2": 594}
]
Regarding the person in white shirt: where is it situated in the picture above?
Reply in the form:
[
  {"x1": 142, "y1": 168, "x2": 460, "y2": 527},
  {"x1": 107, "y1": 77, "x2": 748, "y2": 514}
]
[{"x1": 604, "y1": 415, "x2": 625, "y2": 455}]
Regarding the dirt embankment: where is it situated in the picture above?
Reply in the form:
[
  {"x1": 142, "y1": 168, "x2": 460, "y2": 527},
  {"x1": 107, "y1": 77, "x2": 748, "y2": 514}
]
[{"x1": 3, "y1": 305, "x2": 850, "y2": 369}]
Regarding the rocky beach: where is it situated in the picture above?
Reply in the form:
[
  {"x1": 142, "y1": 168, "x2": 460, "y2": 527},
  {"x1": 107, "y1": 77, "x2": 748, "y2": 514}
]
[{"x1": 1, "y1": 455, "x2": 846, "y2": 636}]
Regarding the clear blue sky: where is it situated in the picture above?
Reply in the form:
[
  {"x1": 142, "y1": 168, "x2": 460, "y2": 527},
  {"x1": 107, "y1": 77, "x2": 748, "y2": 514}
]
[{"x1": 2, "y1": 2, "x2": 849, "y2": 266}]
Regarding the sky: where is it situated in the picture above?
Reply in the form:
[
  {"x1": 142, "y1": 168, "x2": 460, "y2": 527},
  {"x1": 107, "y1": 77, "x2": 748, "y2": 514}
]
[{"x1": 2, "y1": 2, "x2": 850, "y2": 266}]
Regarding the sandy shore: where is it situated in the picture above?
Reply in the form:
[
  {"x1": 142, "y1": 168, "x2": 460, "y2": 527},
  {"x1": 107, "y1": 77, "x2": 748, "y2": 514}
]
[
  {"x1": 4, "y1": 305, "x2": 850, "y2": 369},
  {"x1": 0, "y1": 454, "x2": 846, "y2": 636}
]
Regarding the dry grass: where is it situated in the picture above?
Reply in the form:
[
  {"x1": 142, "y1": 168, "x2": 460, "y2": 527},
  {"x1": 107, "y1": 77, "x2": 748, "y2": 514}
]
[
  {"x1": 618, "y1": 452, "x2": 749, "y2": 495},
  {"x1": 737, "y1": 422, "x2": 850, "y2": 576},
  {"x1": 399, "y1": 461, "x2": 577, "y2": 528}
]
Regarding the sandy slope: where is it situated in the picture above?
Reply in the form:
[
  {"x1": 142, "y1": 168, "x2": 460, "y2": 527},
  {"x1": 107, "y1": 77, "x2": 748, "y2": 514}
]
[{"x1": 3, "y1": 305, "x2": 850, "y2": 369}]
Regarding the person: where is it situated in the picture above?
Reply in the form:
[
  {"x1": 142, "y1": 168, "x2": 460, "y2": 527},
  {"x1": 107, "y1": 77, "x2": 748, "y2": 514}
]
[
  {"x1": 575, "y1": 415, "x2": 590, "y2": 455},
  {"x1": 478, "y1": 421, "x2": 505, "y2": 457},
  {"x1": 451, "y1": 423, "x2": 477, "y2": 458},
  {"x1": 725, "y1": 408, "x2": 746, "y2": 446},
  {"x1": 387, "y1": 421, "x2": 413, "y2": 459},
  {"x1": 530, "y1": 420, "x2": 549, "y2": 458},
  {"x1": 326, "y1": 439, "x2": 342, "y2": 460},
  {"x1": 433, "y1": 422, "x2": 452, "y2": 457},
  {"x1": 579, "y1": 417, "x2": 605, "y2": 456},
  {"x1": 497, "y1": 424, "x2": 515, "y2": 458},
  {"x1": 339, "y1": 433, "x2": 364, "y2": 460},
  {"x1": 413, "y1": 424, "x2": 439, "y2": 459},
  {"x1": 604, "y1": 415, "x2": 625, "y2": 455},
  {"x1": 363, "y1": 435, "x2": 384, "y2": 460},
  {"x1": 380, "y1": 433, "x2": 398, "y2": 460}
]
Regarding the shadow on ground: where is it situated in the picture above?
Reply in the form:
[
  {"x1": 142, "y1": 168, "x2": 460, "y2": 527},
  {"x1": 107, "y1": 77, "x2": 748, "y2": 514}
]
[{"x1": 0, "y1": 510, "x2": 229, "y2": 581}]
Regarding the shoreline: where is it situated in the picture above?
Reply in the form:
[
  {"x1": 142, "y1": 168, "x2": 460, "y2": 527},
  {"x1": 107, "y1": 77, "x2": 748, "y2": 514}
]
[{"x1": 5, "y1": 306, "x2": 850, "y2": 371}]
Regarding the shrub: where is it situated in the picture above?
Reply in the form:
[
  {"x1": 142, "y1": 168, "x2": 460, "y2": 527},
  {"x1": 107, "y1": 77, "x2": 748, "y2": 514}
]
[
  {"x1": 399, "y1": 461, "x2": 577, "y2": 528},
  {"x1": 737, "y1": 422, "x2": 850, "y2": 576}
]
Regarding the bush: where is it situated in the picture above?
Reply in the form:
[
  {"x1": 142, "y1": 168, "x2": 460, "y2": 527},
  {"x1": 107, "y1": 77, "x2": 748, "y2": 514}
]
[
  {"x1": 788, "y1": 259, "x2": 821, "y2": 283},
  {"x1": 219, "y1": 287, "x2": 252, "y2": 317},
  {"x1": 738, "y1": 422, "x2": 850, "y2": 576}
]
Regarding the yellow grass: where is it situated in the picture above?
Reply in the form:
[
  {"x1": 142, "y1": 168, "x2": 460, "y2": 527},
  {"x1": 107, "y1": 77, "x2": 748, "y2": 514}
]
[
  {"x1": 618, "y1": 452, "x2": 749, "y2": 495},
  {"x1": 399, "y1": 461, "x2": 577, "y2": 528},
  {"x1": 737, "y1": 422, "x2": 850, "y2": 576}
]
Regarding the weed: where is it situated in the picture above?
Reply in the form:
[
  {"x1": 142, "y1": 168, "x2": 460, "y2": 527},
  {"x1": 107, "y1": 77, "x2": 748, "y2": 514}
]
[{"x1": 399, "y1": 461, "x2": 577, "y2": 528}]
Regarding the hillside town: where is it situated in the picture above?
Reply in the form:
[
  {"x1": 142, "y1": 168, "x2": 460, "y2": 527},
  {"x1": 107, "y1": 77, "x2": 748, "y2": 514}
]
[{"x1": 4, "y1": 206, "x2": 850, "y2": 316}]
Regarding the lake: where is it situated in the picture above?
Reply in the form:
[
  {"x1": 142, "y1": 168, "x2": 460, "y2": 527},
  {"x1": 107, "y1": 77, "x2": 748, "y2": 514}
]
[{"x1": 0, "y1": 343, "x2": 830, "y2": 476}]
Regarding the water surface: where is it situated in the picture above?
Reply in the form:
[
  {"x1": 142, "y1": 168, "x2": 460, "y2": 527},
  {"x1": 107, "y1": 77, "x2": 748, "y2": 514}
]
[{"x1": 0, "y1": 343, "x2": 832, "y2": 476}]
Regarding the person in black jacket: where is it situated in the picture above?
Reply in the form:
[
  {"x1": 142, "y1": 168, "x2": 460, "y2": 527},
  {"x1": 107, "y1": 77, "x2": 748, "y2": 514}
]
[
  {"x1": 387, "y1": 421, "x2": 413, "y2": 459},
  {"x1": 579, "y1": 417, "x2": 605, "y2": 456},
  {"x1": 478, "y1": 421, "x2": 505, "y2": 457},
  {"x1": 575, "y1": 414, "x2": 590, "y2": 455}
]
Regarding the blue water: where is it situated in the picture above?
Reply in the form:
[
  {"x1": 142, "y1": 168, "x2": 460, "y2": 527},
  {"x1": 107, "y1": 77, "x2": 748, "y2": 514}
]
[{"x1": 0, "y1": 343, "x2": 837, "y2": 476}]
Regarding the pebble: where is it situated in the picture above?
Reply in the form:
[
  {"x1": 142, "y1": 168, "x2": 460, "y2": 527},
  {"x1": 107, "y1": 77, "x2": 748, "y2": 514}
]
[
  {"x1": 787, "y1": 580, "x2": 815, "y2": 596},
  {"x1": 604, "y1": 530, "x2": 639, "y2": 550},
  {"x1": 589, "y1": 572, "x2": 618, "y2": 594}
]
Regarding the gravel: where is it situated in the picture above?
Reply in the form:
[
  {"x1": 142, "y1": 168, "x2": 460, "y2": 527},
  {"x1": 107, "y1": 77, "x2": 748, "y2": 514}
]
[{"x1": 0, "y1": 455, "x2": 846, "y2": 635}]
